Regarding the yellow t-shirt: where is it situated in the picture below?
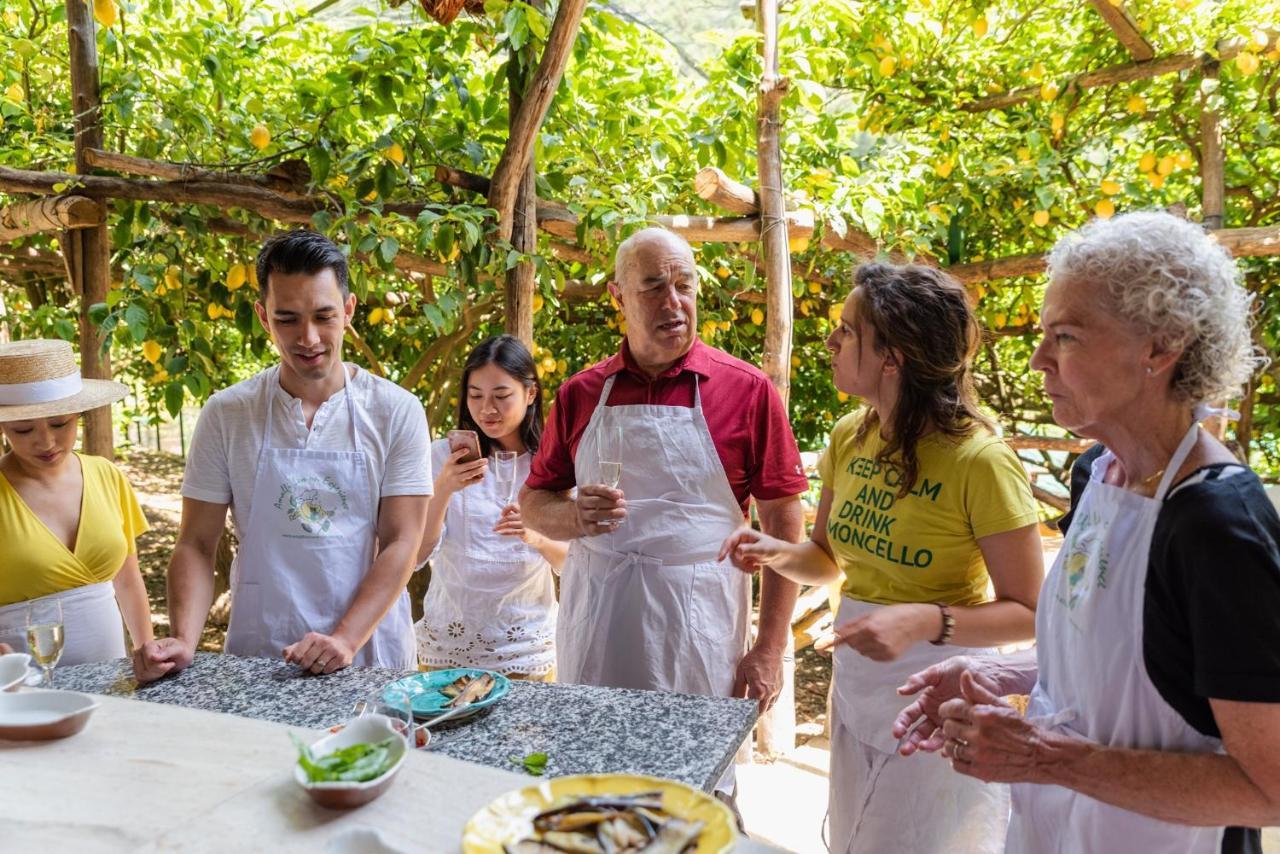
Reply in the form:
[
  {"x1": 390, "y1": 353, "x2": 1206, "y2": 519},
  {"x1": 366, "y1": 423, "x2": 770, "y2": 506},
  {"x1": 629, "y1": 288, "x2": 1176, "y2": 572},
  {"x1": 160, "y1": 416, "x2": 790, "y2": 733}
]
[
  {"x1": 0, "y1": 454, "x2": 149, "y2": 607},
  {"x1": 817, "y1": 412, "x2": 1038, "y2": 606}
]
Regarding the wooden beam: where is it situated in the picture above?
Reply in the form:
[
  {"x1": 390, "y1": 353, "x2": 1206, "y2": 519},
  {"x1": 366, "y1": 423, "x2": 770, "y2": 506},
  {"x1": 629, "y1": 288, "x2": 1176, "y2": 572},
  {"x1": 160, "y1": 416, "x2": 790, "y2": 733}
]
[
  {"x1": 1200, "y1": 62, "x2": 1225, "y2": 231},
  {"x1": 961, "y1": 34, "x2": 1272, "y2": 112},
  {"x1": 66, "y1": 0, "x2": 114, "y2": 459},
  {"x1": 0, "y1": 246, "x2": 66, "y2": 276},
  {"x1": 947, "y1": 252, "x2": 1048, "y2": 284},
  {"x1": 488, "y1": 0, "x2": 587, "y2": 242},
  {"x1": 1209, "y1": 226, "x2": 1280, "y2": 257},
  {"x1": 1005, "y1": 435, "x2": 1095, "y2": 453},
  {"x1": 84, "y1": 149, "x2": 311, "y2": 199},
  {"x1": 1086, "y1": 0, "x2": 1155, "y2": 61},
  {"x1": 695, "y1": 166, "x2": 759, "y2": 215},
  {"x1": 756, "y1": 0, "x2": 793, "y2": 409},
  {"x1": 1032, "y1": 483, "x2": 1070, "y2": 513},
  {"x1": 0, "y1": 196, "x2": 104, "y2": 241}
]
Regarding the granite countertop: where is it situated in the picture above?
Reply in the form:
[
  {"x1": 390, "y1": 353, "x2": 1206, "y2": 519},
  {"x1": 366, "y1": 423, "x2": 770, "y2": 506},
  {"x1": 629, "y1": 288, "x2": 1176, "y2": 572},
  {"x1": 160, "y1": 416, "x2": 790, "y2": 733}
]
[{"x1": 56, "y1": 653, "x2": 758, "y2": 791}]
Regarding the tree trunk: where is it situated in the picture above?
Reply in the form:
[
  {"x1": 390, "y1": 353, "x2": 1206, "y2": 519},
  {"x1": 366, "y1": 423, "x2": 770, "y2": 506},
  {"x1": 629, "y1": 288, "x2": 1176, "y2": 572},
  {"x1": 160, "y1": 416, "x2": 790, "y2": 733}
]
[
  {"x1": 505, "y1": 20, "x2": 538, "y2": 348},
  {"x1": 66, "y1": 0, "x2": 114, "y2": 459}
]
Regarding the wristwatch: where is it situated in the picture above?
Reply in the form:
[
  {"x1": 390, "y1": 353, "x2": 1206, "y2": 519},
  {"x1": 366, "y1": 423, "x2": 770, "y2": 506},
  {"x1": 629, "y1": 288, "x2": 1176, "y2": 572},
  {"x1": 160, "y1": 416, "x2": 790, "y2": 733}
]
[{"x1": 931, "y1": 603, "x2": 955, "y2": 646}]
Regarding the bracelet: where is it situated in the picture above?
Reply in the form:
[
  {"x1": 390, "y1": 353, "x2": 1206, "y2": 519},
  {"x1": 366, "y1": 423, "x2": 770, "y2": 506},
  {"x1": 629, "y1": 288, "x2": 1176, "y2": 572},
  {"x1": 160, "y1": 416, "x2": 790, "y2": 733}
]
[{"x1": 930, "y1": 603, "x2": 955, "y2": 646}]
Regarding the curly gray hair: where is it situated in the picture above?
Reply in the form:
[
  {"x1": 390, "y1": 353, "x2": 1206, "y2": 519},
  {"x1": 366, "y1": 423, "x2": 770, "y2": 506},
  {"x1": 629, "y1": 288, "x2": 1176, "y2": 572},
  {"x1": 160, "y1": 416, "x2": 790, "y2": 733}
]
[{"x1": 1047, "y1": 211, "x2": 1263, "y2": 405}]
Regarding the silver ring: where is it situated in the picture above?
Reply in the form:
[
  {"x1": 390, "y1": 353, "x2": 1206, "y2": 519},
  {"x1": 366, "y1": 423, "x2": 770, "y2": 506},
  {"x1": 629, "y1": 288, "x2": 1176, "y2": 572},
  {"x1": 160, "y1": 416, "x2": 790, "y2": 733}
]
[
  {"x1": 953, "y1": 739, "x2": 968, "y2": 762},
  {"x1": 315, "y1": 659, "x2": 329, "y2": 670}
]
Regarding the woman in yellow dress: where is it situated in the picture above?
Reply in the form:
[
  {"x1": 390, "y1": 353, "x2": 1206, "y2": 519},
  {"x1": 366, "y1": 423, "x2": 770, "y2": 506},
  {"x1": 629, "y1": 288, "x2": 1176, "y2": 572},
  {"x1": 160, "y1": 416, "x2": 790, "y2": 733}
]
[{"x1": 0, "y1": 340, "x2": 152, "y2": 666}]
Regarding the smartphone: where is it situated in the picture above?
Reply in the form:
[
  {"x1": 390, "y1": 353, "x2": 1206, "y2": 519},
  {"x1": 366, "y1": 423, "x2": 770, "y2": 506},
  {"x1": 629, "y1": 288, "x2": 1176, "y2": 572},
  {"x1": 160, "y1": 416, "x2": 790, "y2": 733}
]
[{"x1": 447, "y1": 429, "x2": 482, "y2": 463}]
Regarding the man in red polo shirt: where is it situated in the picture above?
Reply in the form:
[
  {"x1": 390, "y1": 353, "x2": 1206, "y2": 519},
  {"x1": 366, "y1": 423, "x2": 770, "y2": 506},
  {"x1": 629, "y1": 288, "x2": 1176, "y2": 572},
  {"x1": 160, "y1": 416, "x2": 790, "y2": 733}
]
[{"x1": 521, "y1": 228, "x2": 807, "y2": 771}]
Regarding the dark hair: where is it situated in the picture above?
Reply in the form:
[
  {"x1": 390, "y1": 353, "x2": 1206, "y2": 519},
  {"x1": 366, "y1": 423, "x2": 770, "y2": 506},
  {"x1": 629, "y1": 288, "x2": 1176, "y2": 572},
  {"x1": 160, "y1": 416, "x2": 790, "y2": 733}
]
[
  {"x1": 254, "y1": 230, "x2": 349, "y2": 299},
  {"x1": 457, "y1": 335, "x2": 544, "y2": 458},
  {"x1": 850, "y1": 263, "x2": 995, "y2": 497}
]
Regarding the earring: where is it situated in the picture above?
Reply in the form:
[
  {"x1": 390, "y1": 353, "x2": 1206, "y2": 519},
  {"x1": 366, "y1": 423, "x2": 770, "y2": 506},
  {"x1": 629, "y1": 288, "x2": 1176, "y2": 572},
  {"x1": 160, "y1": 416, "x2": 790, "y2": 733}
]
[{"x1": 1145, "y1": 367, "x2": 1153, "y2": 375}]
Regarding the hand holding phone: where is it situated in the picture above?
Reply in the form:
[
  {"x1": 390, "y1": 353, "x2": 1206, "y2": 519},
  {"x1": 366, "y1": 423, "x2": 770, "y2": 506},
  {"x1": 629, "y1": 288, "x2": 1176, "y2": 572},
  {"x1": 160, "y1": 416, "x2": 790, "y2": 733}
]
[{"x1": 447, "y1": 429, "x2": 482, "y2": 463}]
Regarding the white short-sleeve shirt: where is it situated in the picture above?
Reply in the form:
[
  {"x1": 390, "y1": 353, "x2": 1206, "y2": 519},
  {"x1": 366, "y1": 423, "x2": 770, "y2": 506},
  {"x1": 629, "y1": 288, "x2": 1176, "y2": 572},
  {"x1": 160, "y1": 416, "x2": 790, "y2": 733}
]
[{"x1": 181, "y1": 364, "x2": 432, "y2": 540}]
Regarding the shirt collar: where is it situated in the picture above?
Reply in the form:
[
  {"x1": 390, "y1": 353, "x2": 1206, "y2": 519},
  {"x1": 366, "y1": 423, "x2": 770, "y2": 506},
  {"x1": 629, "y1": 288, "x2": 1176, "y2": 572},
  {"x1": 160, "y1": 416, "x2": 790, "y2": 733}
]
[{"x1": 603, "y1": 338, "x2": 713, "y2": 381}]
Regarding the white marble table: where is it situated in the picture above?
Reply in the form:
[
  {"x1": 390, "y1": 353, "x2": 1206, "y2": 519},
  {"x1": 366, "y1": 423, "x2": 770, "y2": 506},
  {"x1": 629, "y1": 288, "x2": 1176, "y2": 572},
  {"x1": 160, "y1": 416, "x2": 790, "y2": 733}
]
[{"x1": 0, "y1": 692, "x2": 784, "y2": 853}]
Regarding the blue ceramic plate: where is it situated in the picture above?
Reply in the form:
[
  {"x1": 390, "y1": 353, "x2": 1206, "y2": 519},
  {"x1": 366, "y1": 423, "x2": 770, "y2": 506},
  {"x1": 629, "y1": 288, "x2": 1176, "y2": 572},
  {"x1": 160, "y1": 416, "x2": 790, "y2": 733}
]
[{"x1": 383, "y1": 668, "x2": 511, "y2": 720}]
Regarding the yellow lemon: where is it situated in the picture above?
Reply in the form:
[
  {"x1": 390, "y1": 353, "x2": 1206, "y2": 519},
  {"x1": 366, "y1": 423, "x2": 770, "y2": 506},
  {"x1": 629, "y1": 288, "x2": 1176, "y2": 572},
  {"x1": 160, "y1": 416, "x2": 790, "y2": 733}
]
[
  {"x1": 829, "y1": 304, "x2": 842, "y2": 323},
  {"x1": 1174, "y1": 150, "x2": 1194, "y2": 170},
  {"x1": 935, "y1": 158, "x2": 955, "y2": 179},
  {"x1": 702, "y1": 322, "x2": 716, "y2": 339},
  {"x1": 1040, "y1": 81, "x2": 1060, "y2": 101},
  {"x1": 972, "y1": 14, "x2": 988, "y2": 37},
  {"x1": 226, "y1": 263, "x2": 247, "y2": 291},
  {"x1": 1147, "y1": 171, "x2": 1166, "y2": 189},
  {"x1": 154, "y1": 283, "x2": 167, "y2": 297},
  {"x1": 838, "y1": 391, "x2": 850, "y2": 402},
  {"x1": 363, "y1": 189, "x2": 378, "y2": 202},
  {"x1": 1126, "y1": 95, "x2": 1146, "y2": 115},
  {"x1": 164, "y1": 266, "x2": 181, "y2": 291},
  {"x1": 791, "y1": 355, "x2": 802, "y2": 368},
  {"x1": 994, "y1": 312, "x2": 1008, "y2": 327},
  {"x1": 206, "y1": 303, "x2": 220, "y2": 320},
  {"x1": 788, "y1": 236, "x2": 810, "y2": 253},
  {"x1": 1100, "y1": 179, "x2": 1121, "y2": 196},
  {"x1": 1156, "y1": 155, "x2": 1175, "y2": 176},
  {"x1": 249, "y1": 124, "x2": 270, "y2": 151},
  {"x1": 532, "y1": 293, "x2": 544, "y2": 314},
  {"x1": 142, "y1": 340, "x2": 162, "y2": 364},
  {"x1": 715, "y1": 266, "x2": 731, "y2": 280},
  {"x1": 1236, "y1": 52, "x2": 1260, "y2": 76},
  {"x1": 383, "y1": 308, "x2": 396, "y2": 324},
  {"x1": 1050, "y1": 112, "x2": 1065, "y2": 134},
  {"x1": 750, "y1": 308, "x2": 765, "y2": 325},
  {"x1": 1016, "y1": 147, "x2": 1032, "y2": 162},
  {"x1": 556, "y1": 359, "x2": 567, "y2": 374},
  {"x1": 719, "y1": 320, "x2": 731, "y2": 332},
  {"x1": 93, "y1": 0, "x2": 118, "y2": 28},
  {"x1": 808, "y1": 281, "x2": 822, "y2": 295},
  {"x1": 368, "y1": 307, "x2": 385, "y2": 325},
  {"x1": 4, "y1": 83, "x2": 23, "y2": 104},
  {"x1": 1138, "y1": 152, "x2": 1157, "y2": 173},
  {"x1": 540, "y1": 356, "x2": 556, "y2": 373},
  {"x1": 1033, "y1": 209, "x2": 1050, "y2": 227},
  {"x1": 1095, "y1": 198, "x2": 1116, "y2": 219},
  {"x1": 878, "y1": 56, "x2": 897, "y2": 77},
  {"x1": 384, "y1": 143, "x2": 405, "y2": 165}
]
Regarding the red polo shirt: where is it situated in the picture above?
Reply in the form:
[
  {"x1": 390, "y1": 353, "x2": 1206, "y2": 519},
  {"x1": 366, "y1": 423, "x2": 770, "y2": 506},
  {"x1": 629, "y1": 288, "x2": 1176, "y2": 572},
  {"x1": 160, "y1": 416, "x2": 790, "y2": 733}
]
[{"x1": 526, "y1": 339, "x2": 809, "y2": 514}]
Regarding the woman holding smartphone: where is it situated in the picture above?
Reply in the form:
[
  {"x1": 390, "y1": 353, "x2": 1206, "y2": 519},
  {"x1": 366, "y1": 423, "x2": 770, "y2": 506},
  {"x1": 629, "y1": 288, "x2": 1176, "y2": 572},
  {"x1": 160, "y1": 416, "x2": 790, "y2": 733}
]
[
  {"x1": 414, "y1": 335, "x2": 567, "y2": 679},
  {"x1": 719, "y1": 264, "x2": 1043, "y2": 853}
]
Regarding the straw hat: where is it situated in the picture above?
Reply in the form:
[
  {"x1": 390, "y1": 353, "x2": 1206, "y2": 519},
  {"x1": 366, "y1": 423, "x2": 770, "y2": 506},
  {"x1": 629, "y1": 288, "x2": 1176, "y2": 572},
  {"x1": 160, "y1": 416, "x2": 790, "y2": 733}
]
[{"x1": 0, "y1": 340, "x2": 128, "y2": 423}]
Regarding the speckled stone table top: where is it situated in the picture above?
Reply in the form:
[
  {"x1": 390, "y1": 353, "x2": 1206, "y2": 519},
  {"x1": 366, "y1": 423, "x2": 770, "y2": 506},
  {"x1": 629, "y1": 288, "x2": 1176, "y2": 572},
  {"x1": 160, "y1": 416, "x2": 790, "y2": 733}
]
[{"x1": 56, "y1": 653, "x2": 758, "y2": 792}]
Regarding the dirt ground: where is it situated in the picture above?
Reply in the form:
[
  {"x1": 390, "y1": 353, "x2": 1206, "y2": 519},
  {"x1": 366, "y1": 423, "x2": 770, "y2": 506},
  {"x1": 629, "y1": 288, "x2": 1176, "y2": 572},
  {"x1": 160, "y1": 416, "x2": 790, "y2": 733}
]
[{"x1": 118, "y1": 450, "x2": 835, "y2": 727}]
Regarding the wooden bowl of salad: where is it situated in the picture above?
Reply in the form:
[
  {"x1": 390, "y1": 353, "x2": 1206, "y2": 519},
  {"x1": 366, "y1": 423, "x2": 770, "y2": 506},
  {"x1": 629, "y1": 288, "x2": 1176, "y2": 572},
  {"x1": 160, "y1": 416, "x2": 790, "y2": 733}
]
[{"x1": 292, "y1": 714, "x2": 408, "y2": 809}]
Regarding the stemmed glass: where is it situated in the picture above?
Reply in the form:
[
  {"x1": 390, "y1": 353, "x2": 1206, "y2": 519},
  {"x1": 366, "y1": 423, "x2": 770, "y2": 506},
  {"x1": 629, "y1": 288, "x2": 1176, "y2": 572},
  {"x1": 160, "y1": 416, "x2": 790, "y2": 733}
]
[
  {"x1": 597, "y1": 417, "x2": 624, "y2": 529},
  {"x1": 493, "y1": 450, "x2": 518, "y2": 508},
  {"x1": 26, "y1": 599, "x2": 64, "y2": 688},
  {"x1": 361, "y1": 687, "x2": 415, "y2": 745}
]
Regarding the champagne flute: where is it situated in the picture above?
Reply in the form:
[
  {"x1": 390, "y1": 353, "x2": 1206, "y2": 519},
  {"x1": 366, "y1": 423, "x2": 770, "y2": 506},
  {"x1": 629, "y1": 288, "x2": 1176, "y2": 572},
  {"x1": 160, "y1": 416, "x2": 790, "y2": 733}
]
[
  {"x1": 597, "y1": 419, "x2": 624, "y2": 529},
  {"x1": 494, "y1": 450, "x2": 518, "y2": 508},
  {"x1": 26, "y1": 599, "x2": 64, "y2": 689}
]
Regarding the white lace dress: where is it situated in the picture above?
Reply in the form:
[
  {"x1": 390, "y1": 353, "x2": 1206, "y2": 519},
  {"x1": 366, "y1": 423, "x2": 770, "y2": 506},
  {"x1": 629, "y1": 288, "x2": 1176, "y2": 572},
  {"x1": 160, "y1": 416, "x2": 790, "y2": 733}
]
[{"x1": 414, "y1": 439, "x2": 557, "y2": 677}]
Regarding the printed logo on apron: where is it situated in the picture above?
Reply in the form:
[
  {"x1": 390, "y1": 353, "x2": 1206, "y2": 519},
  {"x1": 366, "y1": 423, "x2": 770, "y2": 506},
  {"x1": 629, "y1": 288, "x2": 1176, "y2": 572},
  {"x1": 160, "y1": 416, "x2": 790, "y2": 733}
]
[{"x1": 274, "y1": 474, "x2": 350, "y2": 537}]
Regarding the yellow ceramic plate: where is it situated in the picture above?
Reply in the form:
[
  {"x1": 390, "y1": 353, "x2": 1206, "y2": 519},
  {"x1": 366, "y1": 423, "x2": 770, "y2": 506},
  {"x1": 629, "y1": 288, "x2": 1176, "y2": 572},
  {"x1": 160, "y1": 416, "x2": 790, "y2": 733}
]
[{"x1": 461, "y1": 773, "x2": 738, "y2": 853}]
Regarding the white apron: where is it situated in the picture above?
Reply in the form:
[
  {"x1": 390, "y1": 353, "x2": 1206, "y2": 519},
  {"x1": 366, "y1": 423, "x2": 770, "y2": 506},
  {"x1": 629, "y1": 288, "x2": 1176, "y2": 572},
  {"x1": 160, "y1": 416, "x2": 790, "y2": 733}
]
[
  {"x1": 224, "y1": 366, "x2": 414, "y2": 669},
  {"x1": 0, "y1": 581, "x2": 125, "y2": 666},
  {"x1": 1007, "y1": 415, "x2": 1225, "y2": 853},
  {"x1": 415, "y1": 451, "x2": 557, "y2": 676},
  {"x1": 556, "y1": 372, "x2": 750, "y2": 699},
  {"x1": 829, "y1": 597, "x2": 1008, "y2": 853}
]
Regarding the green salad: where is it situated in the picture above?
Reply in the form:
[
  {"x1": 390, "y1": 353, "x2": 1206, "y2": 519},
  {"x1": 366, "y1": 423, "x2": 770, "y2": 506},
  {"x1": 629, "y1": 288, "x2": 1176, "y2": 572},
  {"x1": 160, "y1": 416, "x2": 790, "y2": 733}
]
[{"x1": 291, "y1": 733, "x2": 399, "y2": 783}]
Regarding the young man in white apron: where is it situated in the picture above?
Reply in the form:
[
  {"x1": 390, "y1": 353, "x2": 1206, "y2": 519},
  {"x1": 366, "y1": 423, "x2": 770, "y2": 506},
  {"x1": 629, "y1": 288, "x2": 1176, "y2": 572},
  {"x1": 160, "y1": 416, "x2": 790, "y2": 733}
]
[
  {"x1": 521, "y1": 228, "x2": 810, "y2": 797},
  {"x1": 133, "y1": 232, "x2": 430, "y2": 682}
]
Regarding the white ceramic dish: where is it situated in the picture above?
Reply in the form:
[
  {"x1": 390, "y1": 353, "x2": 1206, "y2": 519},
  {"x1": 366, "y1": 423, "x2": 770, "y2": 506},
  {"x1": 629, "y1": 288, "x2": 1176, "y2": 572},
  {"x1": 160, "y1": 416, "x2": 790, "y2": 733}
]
[
  {"x1": 293, "y1": 714, "x2": 408, "y2": 809},
  {"x1": 0, "y1": 653, "x2": 35, "y2": 692},
  {"x1": 0, "y1": 689, "x2": 99, "y2": 740}
]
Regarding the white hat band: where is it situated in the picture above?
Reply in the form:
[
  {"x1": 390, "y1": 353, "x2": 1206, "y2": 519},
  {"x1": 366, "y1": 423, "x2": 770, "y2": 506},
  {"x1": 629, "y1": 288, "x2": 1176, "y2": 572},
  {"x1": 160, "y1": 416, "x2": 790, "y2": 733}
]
[{"x1": 0, "y1": 373, "x2": 84, "y2": 406}]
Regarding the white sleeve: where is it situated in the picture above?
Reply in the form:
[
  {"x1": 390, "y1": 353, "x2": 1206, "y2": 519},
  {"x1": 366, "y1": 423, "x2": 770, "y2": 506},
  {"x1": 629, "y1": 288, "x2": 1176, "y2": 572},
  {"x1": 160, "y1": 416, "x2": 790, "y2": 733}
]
[
  {"x1": 415, "y1": 439, "x2": 453, "y2": 571},
  {"x1": 180, "y1": 397, "x2": 232, "y2": 505},
  {"x1": 380, "y1": 392, "x2": 432, "y2": 498}
]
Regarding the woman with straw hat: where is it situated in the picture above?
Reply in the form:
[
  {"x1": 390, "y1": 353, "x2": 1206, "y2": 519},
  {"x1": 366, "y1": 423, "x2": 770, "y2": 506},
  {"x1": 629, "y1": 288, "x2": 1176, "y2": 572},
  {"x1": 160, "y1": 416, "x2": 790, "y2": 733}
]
[{"x1": 0, "y1": 339, "x2": 153, "y2": 666}]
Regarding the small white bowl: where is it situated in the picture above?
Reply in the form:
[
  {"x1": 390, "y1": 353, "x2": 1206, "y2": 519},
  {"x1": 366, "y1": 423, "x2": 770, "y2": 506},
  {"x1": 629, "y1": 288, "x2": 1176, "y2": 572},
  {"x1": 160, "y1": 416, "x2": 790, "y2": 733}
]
[
  {"x1": 293, "y1": 714, "x2": 408, "y2": 809},
  {"x1": 0, "y1": 689, "x2": 99, "y2": 740},
  {"x1": 0, "y1": 653, "x2": 35, "y2": 692}
]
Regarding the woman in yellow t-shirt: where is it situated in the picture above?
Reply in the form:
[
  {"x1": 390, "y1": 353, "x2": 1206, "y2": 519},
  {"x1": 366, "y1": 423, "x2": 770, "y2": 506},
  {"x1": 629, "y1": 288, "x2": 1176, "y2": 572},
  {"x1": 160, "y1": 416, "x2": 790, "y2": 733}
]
[
  {"x1": 720, "y1": 264, "x2": 1043, "y2": 854},
  {"x1": 0, "y1": 340, "x2": 152, "y2": 667}
]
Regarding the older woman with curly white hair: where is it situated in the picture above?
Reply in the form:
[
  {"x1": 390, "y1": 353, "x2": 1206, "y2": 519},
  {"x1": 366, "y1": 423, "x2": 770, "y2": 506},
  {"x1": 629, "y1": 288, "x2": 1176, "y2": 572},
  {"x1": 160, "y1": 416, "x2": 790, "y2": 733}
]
[{"x1": 891, "y1": 211, "x2": 1280, "y2": 854}]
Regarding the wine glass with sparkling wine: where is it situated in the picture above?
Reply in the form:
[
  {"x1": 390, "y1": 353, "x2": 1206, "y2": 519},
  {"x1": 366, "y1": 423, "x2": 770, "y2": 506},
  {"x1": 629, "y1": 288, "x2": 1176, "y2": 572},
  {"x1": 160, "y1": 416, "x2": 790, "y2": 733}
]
[
  {"x1": 26, "y1": 599, "x2": 64, "y2": 688},
  {"x1": 494, "y1": 450, "x2": 518, "y2": 507},
  {"x1": 597, "y1": 419, "x2": 624, "y2": 528}
]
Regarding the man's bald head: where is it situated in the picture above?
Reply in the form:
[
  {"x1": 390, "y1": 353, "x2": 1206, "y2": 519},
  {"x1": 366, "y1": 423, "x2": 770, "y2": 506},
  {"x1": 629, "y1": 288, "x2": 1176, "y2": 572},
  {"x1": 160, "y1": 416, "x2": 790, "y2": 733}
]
[
  {"x1": 608, "y1": 227, "x2": 699, "y2": 376},
  {"x1": 614, "y1": 228, "x2": 695, "y2": 289}
]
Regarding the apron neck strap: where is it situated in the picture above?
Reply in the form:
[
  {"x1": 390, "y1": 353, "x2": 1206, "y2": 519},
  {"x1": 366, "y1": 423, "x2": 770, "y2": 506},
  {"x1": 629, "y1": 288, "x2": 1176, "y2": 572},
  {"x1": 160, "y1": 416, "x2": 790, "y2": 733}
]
[
  {"x1": 1152, "y1": 417, "x2": 1203, "y2": 501},
  {"x1": 263, "y1": 364, "x2": 361, "y2": 451}
]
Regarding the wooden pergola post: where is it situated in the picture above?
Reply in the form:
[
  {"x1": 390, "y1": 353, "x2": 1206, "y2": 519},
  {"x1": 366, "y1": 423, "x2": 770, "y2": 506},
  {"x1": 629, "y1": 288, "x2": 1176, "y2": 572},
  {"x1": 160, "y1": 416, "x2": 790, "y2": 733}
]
[
  {"x1": 65, "y1": 0, "x2": 115, "y2": 458},
  {"x1": 504, "y1": 5, "x2": 540, "y2": 348},
  {"x1": 754, "y1": 0, "x2": 797, "y2": 760}
]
